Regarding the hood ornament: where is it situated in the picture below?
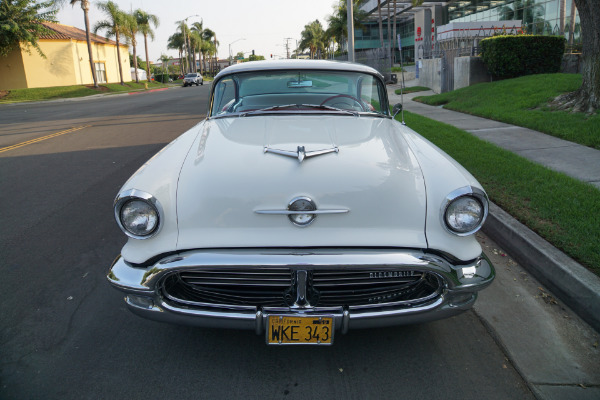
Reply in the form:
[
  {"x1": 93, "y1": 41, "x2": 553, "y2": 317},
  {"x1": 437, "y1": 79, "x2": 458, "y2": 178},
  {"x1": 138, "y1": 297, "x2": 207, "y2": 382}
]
[{"x1": 264, "y1": 145, "x2": 339, "y2": 163}]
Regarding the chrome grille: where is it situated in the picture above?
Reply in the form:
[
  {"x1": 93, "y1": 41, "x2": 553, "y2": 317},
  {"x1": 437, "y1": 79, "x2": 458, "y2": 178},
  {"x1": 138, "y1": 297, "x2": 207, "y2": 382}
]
[
  {"x1": 162, "y1": 268, "x2": 292, "y2": 308},
  {"x1": 310, "y1": 269, "x2": 441, "y2": 307},
  {"x1": 161, "y1": 267, "x2": 442, "y2": 309}
]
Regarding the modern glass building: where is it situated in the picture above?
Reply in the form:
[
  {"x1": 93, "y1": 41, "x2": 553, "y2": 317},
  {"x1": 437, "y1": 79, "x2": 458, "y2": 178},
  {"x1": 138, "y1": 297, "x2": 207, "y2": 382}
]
[{"x1": 356, "y1": 0, "x2": 581, "y2": 63}]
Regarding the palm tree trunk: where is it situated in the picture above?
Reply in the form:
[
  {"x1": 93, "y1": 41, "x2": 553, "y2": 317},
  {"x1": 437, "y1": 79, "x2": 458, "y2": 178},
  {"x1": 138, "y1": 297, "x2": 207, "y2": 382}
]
[
  {"x1": 81, "y1": 2, "x2": 98, "y2": 88},
  {"x1": 144, "y1": 33, "x2": 150, "y2": 82},
  {"x1": 115, "y1": 30, "x2": 124, "y2": 85},
  {"x1": 133, "y1": 39, "x2": 139, "y2": 83},
  {"x1": 179, "y1": 50, "x2": 184, "y2": 76}
]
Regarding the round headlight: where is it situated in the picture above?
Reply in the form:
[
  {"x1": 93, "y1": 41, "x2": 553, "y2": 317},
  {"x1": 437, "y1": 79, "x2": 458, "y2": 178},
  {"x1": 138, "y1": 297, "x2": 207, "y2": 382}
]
[
  {"x1": 114, "y1": 190, "x2": 162, "y2": 239},
  {"x1": 444, "y1": 195, "x2": 486, "y2": 235},
  {"x1": 120, "y1": 199, "x2": 158, "y2": 237}
]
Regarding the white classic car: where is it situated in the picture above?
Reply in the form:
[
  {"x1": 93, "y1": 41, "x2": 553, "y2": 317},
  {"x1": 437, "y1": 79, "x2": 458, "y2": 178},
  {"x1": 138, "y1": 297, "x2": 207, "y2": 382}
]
[{"x1": 108, "y1": 60, "x2": 494, "y2": 345}]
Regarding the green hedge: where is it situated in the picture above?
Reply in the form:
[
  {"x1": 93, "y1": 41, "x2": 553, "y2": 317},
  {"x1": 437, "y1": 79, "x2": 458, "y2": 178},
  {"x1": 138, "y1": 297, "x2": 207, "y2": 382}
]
[{"x1": 480, "y1": 35, "x2": 566, "y2": 79}]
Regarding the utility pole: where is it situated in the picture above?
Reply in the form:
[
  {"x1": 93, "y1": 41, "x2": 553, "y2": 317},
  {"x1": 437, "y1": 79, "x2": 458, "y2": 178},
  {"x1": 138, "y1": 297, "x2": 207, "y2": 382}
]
[
  {"x1": 346, "y1": 0, "x2": 355, "y2": 62},
  {"x1": 284, "y1": 38, "x2": 294, "y2": 59}
]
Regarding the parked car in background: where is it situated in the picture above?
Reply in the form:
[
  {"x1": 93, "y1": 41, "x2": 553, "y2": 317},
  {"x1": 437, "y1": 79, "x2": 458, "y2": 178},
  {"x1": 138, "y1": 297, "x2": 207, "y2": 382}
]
[
  {"x1": 183, "y1": 72, "x2": 203, "y2": 87},
  {"x1": 108, "y1": 60, "x2": 494, "y2": 345}
]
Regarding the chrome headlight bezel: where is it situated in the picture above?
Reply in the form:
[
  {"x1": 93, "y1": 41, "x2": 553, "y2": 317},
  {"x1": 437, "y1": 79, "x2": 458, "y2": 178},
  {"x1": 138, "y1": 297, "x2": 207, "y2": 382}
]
[
  {"x1": 114, "y1": 189, "x2": 163, "y2": 240},
  {"x1": 441, "y1": 186, "x2": 489, "y2": 236}
]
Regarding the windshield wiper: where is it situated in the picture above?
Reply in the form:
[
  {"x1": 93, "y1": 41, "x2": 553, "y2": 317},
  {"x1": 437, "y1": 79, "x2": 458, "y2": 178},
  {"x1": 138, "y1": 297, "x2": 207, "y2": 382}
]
[
  {"x1": 300, "y1": 104, "x2": 358, "y2": 117},
  {"x1": 239, "y1": 103, "x2": 359, "y2": 117},
  {"x1": 239, "y1": 104, "x2": 298, "y2": 117}
]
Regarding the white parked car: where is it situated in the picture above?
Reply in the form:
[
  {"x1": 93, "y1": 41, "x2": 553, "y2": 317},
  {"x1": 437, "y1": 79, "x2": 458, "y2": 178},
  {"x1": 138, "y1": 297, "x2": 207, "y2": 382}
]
[
  {"x1": 108, "y1": 60, "x2": 494, "y2": 345},
  {"x1": 182, "y1": 72, "x2": 203, "y2": 86}
]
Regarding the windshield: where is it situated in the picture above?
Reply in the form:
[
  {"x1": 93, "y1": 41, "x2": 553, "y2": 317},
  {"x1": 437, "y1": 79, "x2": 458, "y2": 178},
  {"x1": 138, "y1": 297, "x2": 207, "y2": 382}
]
[
  {"x1": 185, "y1": 73, "x2": 197, "y2": 77},
  {"x1": 209, "y1": 69, "x2": 388, "y2": 118}
]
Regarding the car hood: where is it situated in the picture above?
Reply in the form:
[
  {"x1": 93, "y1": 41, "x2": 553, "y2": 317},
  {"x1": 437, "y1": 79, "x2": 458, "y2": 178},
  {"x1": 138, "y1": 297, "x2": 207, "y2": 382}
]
[{"x1": 175, "y1": 115, "x2": 428, "y2": 250}]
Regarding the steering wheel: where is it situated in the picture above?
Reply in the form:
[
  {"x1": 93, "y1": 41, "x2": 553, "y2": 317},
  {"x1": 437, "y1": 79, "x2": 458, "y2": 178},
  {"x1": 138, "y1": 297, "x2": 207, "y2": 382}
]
[{"x1": 320, "y1": 94, "x2": 366, "y2": 112}]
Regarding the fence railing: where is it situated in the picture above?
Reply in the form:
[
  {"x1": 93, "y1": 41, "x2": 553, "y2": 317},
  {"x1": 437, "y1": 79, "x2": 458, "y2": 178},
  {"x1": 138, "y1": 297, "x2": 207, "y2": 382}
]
[{"x1": 334, "y1": 47, "x2": 393, "y2": 82}]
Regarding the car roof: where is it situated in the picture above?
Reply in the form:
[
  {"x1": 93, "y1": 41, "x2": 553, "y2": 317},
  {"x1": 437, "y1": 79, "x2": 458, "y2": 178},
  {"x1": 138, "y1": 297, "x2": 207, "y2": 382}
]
[{"x1": 214, "y1": 59, "x2": 384, "y2": 81}]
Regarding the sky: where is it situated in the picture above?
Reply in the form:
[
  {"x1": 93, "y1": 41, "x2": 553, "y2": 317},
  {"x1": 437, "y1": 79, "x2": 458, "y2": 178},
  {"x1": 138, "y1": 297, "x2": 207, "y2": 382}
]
[{"x1": 56, "y1": 0, "x2": 338, "y2": 63}]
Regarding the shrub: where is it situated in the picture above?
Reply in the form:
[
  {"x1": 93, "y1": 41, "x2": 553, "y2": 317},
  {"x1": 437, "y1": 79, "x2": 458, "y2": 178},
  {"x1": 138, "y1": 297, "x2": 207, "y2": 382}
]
[{"x1": 480, "y1": 35, "x2": 566, "y2": 79}]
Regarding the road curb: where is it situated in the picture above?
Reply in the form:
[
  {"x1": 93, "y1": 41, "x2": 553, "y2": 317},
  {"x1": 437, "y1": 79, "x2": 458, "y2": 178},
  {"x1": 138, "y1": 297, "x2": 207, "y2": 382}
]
[{"x1": 483, "y1": 202, "x2": 600, "y2": 333}]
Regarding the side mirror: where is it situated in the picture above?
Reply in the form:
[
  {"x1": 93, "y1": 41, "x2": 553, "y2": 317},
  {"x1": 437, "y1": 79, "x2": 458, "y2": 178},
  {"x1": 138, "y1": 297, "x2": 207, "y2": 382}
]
[{"x1": 392, "y1": 103, "x2": 403, "y2": 118}]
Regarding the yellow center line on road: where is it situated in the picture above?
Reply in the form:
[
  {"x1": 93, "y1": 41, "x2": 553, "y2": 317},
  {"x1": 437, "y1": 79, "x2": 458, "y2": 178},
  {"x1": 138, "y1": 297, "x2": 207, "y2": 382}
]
[{"x1": 0, "y1": 125, "x2": 91, "y2": 154}]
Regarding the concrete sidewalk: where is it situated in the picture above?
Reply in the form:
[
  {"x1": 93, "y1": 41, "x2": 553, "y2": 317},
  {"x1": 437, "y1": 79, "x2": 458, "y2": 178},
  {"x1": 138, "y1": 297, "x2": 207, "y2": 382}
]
[
  {"x1": 388, "y1": 81, "x2": 600, "y2": 189},
  {"x1": 388, "y1": 82, "x2": 600, "y2": 399}
]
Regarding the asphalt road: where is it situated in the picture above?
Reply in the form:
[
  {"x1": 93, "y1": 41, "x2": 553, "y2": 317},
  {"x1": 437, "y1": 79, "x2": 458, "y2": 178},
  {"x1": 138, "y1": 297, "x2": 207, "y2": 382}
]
[{"x1": 0, "y1": 87, "x2": 534, "y2": 399}]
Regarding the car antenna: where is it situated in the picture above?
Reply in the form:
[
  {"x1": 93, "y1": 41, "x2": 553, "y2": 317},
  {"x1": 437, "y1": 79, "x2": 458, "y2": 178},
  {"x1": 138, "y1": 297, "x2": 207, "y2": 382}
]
[{"x1": 398, "y1": 35, "x2": 406, "y2": 125}]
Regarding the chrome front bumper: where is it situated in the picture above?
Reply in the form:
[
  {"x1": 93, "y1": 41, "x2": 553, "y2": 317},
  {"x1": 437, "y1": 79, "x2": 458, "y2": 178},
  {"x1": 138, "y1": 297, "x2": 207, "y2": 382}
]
[{"x1": 107, "y1": 249, "x2": 494, "y2": 333}]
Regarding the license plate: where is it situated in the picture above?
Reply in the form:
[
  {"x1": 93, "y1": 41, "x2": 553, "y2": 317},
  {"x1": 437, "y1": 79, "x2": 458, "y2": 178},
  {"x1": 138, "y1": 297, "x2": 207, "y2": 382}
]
[{"x1": 267, "y1": 315, "x2": 334, "y2": 345}]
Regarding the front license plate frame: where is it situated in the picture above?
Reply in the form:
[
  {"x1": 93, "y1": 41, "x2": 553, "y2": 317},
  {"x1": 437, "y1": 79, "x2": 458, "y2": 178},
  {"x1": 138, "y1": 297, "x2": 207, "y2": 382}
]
[{"x1": 266, "y1": 315, "x2": 334, "y2": 345}]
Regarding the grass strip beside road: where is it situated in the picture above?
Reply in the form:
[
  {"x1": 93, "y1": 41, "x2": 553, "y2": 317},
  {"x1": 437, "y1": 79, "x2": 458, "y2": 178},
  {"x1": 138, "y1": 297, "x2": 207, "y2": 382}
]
[
  {"x1": 403, "y1": 111, "x2": 600, "y2": 276},
  {"x1": 0, "y1": 81, "x2": 171, "y2": 104},
  {"x1": 414, "y1": 74, "x2": 600, "y2": 150},
  {"x1": 395, "y1": 86, "x2": 431, "y2": 94}
]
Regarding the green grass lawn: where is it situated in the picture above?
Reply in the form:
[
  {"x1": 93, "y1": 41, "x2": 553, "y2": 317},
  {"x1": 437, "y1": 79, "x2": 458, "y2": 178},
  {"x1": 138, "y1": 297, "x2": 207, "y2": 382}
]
[
  {"x1": 402, "y1": 111, "x2": 600, "y2": 276},
  {"x1": 414, "y1": 74, "x2": 600, "y2": 149},
  {"x1": 395, "y1": 86, "x2": 431, "y2": 94},
  {"x1": 0, "y1": 81, "x2": 170, "y2": 104}
]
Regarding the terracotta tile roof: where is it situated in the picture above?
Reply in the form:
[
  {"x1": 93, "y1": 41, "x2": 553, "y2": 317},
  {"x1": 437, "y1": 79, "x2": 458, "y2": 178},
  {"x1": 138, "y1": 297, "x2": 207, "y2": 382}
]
[{"x1": 39, "y1": 22, "x2": 122, "y2": 46}]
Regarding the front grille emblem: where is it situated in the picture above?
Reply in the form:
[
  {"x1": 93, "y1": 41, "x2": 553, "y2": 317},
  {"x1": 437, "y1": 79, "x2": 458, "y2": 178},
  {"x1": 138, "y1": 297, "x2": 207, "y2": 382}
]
[{"x1": 255, "y1": 196, "x2": 349, "y2": 227}]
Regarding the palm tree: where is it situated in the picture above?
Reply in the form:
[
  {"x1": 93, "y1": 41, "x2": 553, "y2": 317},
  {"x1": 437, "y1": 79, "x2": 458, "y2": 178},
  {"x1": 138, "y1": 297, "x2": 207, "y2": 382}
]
[
  {"x1": 299, "y1": 20, "x2": 325, "y2": 59},
  {"x1": 190, "y1": 21, "x2": 205, "y2": 73},
  {"x1": 325, "y1": 0, "x2": 366, "y2": 54},
  {"x1": 93, "y1": 1, "x2": 127, "y2": 85},
  {"x1": 189, "y1": 31, "x2": 203, "y2": 73},
  {"x1": 201, "y1": 28, "x2": 217, "y2": 74},
  {"x1": 123, "y1": 12, "x2": 139, "y2": 82},
  {"x1": 167, "y1": 32, "x2": 185, "y2": 76},
  {"x1": 159, "y1": 53, "x2": 170, "y2": 83},
  {"x1": 175, "y1": 20, "x2": 192, "y2": 73},
  {"x1": 58, "y1": 0, "x2": 98, "y2": 87},
  {"x1": 134, "y1": 9, "x2": 159, "y2": 82}
]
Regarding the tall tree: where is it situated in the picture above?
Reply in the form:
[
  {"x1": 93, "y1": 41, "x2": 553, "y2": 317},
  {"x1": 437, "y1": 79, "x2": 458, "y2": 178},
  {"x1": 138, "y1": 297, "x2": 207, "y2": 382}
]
[
  {"x1": 190, "y1": 21, "x2": 205, "y2": 74},
  {"x1": 123, "y1": 12, "x2": 139, "y2": 83},
  {"x1": 200, "y1": 28, "x2": 217, "y2": 74},
  {"x1": 299, "y1": 20, "x2": 325, "y2": 59},
  {"x1": 325, "y1": 0, "x2": 366, "y2": 53},
  {"x1": 159, "y1": 53, "x2": 170, "y2": 83},
  {"x1": 556, "y1": 0, "x2": 599, "y2": 113},
  {"x1": 167, "y1": 31, "x2": 185, "y2": 76},
  {"x1": 175, "y1": 20, "x2": 191, "y2": 73},
  {"x1": 0, "y1": 0, "x2": 56, "y2": 58},
  {"x1": 62, "y1": 0, "x2": 98, "y2": 87},
  {"x1": 93, "y1": 1, "x2": 126, "y2": 85},
  {"x1": 134, "y1": 9, "x2": 159, "y2": 82}
]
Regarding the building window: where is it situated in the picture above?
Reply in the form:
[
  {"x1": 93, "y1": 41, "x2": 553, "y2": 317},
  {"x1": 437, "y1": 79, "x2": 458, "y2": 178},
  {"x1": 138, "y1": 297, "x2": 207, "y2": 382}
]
[{"x1": 95, "y1": 62, "x2": 107, "y2": 84}]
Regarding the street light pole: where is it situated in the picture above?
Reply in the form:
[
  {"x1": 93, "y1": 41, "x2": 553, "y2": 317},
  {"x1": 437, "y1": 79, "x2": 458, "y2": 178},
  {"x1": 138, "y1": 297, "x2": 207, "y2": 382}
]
[{"x1": 228, "y1": 38, "x2": 246, "y2": 65}]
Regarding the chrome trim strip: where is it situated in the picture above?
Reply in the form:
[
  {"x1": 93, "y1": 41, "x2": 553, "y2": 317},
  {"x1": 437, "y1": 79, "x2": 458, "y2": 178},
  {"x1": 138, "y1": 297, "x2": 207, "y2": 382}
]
[{"x1": 254, "y1": 209, "x2": 349, "y2": 215}]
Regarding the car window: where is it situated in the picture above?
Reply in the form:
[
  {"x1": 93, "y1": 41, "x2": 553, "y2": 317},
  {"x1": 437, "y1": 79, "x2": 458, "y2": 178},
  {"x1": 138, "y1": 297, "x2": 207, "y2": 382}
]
[
  {"x1": 210, "y1": 70, "x2": 388, "y2": 117},
  {"x1": 212, "y1": 77, "x2": 236, "y2": 113}
]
